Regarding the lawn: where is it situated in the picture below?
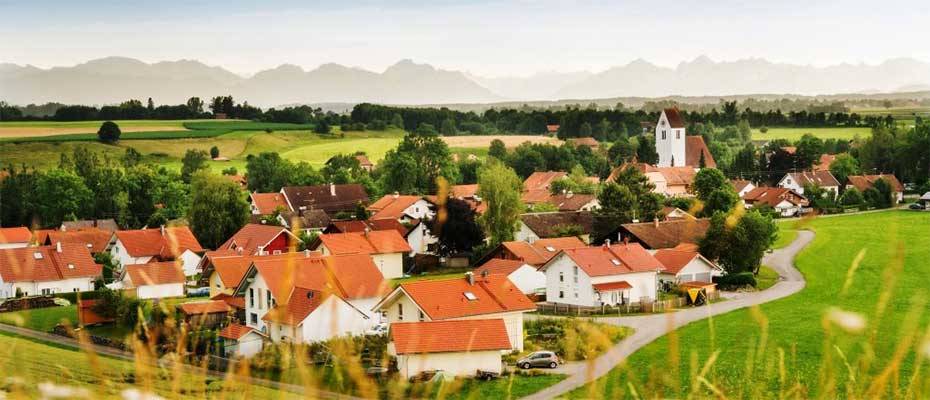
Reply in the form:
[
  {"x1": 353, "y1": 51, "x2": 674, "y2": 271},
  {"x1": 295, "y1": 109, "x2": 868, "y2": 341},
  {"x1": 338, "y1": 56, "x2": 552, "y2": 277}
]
[
  {"x1": 569, "y1": 210, "x2": 930, "y2": 399},
  {"x1": 772, "y1": 228, "x2": 798, "y2": 249},
  {"x1": 0, "y1": 305, "x2": 77, "y2": 332},
  {"x1": 406, "y1": 373, "x2": 567, "y2": 400},
  {"x1": 752, "y1": 126, "x2": 872, "y2": 142},
  {"x1": 0, "y1": 330, "x2": 301, "y2": 399},
  {"x1": 755, "y1": 265, "x2": 779, "y2": 290}
]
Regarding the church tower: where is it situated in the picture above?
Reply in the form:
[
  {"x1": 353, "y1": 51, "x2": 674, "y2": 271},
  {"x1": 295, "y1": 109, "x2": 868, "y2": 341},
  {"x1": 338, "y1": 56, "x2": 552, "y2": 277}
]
[{"x1": 655, "y1": 108, "x2": 686, "y2": 167}]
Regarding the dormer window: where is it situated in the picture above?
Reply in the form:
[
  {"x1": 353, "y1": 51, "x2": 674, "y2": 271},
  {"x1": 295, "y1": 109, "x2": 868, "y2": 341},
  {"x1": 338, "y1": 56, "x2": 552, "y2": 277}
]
[{"x1": 464, "y1": 291, "x2": 478, "y2": 301}]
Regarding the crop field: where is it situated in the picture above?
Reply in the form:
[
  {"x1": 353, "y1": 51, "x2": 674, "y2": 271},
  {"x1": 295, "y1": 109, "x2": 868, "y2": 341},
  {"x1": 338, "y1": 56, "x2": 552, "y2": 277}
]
[{"x1": 752, "y1": 126, "x2": 872, "y2": 141}]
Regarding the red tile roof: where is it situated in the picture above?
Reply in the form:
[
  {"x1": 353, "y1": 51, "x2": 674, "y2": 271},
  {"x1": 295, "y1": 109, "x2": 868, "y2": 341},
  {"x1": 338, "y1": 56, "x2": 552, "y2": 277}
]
[
  {"x1": 325, "y1": 219, "x2": 410, "y2": 237},
  {"x1": 211, "y1": 293, "x2": 246, "y2": 309},
  {"x1": 355, "y1": 154, "x2": 373, "y2": 167},
  {"x1": 815, "y1": 154, "x2": 836, "y2": 172},
  {"x1": 0, "y1": 227, "x2": 31, "y2": 244},
  {"x1": 46, "y1": 228, "x2": 112, "y2": 253},
  {"x1": 390, "y1": 319, "x2": 512, "y2": 354},
  {"x1": 251, "y1": 253, "x2": 389, "y2": 302},
  {"x1": 743, "y1": 186, "x2": 809, "y2": 208},
  {"x1": 619, "y1": 219, "x2": 711, "y2": 249},
  {"x1": 731, "y1": 179, "x2": 753, "y2": 193},
  {"x1": 114, "y1": 226, "x2": 203, "y2": 259},
  {"x1": 390, "y1": 274, "x2": 536, "y2": 320},
  {"x1": 499, "y1": 237, "x2": 587, "y2": 266},
  {"x1": 523, "y1": 171, "x2": 567, "y2": 192},
  {"x1": 207, "y1": 252, "x2": 302, "y2": 290},
  {"x1": 262, "y1": 287, "x2": 331, "y2": 325},
  {"x1": 367, "y1": 195, "x2": 427, "y2": 220},
  {"x1": 847, "y1": 174, "x2": 904, "y2": 193},
  {"x1": 663, "y1": 108, "x2": 685, "y2": 128},
  {"x1": 592, "y1": 281, "x2": 632, "y2": 291},
  {"x1": 546, "y1": 124, "x2": 560, "y2": 133},
  {"x1": 250, "y1": 192, "x2": 288, "y2": 215},
  {"x1": 0, "y1": 243, "x2": 100, "y2": 282},
  {"x1": 556, "y1": 243, "x2": 665, "y2": 277},
  {"x1": 219, "y1": 323, "x2": 260, "y2": 340},
  {"x1": 177, "y1": 300, "x2": 232, "y2": 315},
  {"x1": 124, "y1": 261, "x2": 186, "y2": 286},
  {"x1": 281, "y1": 184, "x2": 369, "y2": 214},
  {"x1": 219, "y1": 224, "x2": 296, "y2": 255},
  {"x1": 451, "y1": 184, "x2": 479, "y2": 199},
  {"x1": 316, "y1": 230, "x2": 412, "y2": 255},
  {"x1": 653, "y1": 249, "x2": 701, "y2": 275},
  {"x1": 474, "y1": 259, "x2": 528, "y2": 277},
  {"x1": 545, "y1": 192, "x2": 597, "y2": 211},
  {"x1": 685, "y1": 136, "x2": 717, "y2": 168}
]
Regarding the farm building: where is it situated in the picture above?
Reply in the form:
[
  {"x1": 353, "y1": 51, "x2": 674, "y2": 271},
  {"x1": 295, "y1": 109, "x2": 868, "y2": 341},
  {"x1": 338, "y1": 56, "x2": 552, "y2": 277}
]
[
  {"x1": 219, "y1": 323, "x2": 265, "y2": 358},
  {"x1": 119, "y1": 261, "x2": 186, "y2": 300},
  {"x1": 109, "y1": 226, "x2": 204, "y2": 277},
  {"x1": 389, "y1": 319, "x2": 512, "y2": 379}
]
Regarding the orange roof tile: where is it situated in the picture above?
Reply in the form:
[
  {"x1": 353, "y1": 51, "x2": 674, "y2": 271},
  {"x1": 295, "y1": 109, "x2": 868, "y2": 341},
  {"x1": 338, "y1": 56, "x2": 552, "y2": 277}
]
[
  {"x1": 250, "y1": 192, "x2": 288, "y2": 215},
  {"x1": 177, "y1": 300, "x2": 232, "y2": 315},
  {"x1": 46, "y1": 228, "x2": 111, "y2": 253},
  {"x1": 653, "y1": 249, "x2": 700, "y2": 275},
  {"x1": 367, "y1": 195, "x2": 427, "y2": 220},
  {"x1": 219, "y1": 224, "x2": 296, "y2": 255},
  {"x1": 0, "y1": 227, "x2": 32, "y2": 244},
  {"x1": 124, "y1": 261, "x2": 185, "y2": 286},
  {"x1": 219, "y1": 323, "x2": 260, "y2": 340},
  {"x1": 847, "y1": 174, "x2": 904, "y2": 193},
  {"x1": 499, "y1": 237, "x2": 587, "y2": 266},
  {"x1": 474, "y1": 259, "x2": 529, "y2": 277},
  {"x1": 592, "y1": 281, "x2": 632, "y2": 291},
  {"x1": 390, "y1": 319, "x2": 512, "y2": 354},
  {"x1": 262, "y1": 287, "x2": 331, "y2": 325},
  {"x1": 391, "y1": 274, "x2": 536, "y2": 320},
  {"x1": 556, "y1": 243, "x2": 665, "y2": 277},
  {"x1": 251, "y1": 253, "x2": 389, "y2": 302},
  {"x1": 326, "y1": 219, "x2": 409, "y2": 237},
  {"x1": 685, "y1": 136, "x2": 716, "y2": 168},
  {"x1": 815, "y1": 154, "x2": 836, "y2": 172},
  {"x1": 743, "y1": 187, "x2": 809, "y2": 208},
  {"x1": 211, "y1": 293, "x2": 247, "y2": 309},
  {"x1": 451, "y1": 184, "x2": 479, "y2": 199},
  {"x1": 316, "y1": 230, "x2": 412, "y2": 255},
  {"x1": 114, "y1": 226, "x2": 203, "y2": 259},
  {"x1": 0, "y1": 243, "x2": 100, "y2": 282},
  {"x1": 523, "y1": 171, "x2": 567, "y2": 192}
]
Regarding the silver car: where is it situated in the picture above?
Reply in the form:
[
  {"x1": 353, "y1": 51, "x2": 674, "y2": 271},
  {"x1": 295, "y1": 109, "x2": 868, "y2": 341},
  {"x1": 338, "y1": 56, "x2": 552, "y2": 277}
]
[{"x1": 517, "y1": 351, "x2": 562, "y2": 369}]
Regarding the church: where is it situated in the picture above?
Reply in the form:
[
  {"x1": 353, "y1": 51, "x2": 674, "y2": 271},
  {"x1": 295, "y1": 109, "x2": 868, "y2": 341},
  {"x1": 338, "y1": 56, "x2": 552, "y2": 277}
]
[{"x1": 655, "y1": 108, "x2": 715, "y2": 168}]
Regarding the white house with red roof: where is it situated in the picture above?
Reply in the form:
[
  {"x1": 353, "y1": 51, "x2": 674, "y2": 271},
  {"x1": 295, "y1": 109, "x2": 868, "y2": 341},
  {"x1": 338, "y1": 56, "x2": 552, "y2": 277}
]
[
  {"x1": 389, "y1": 319, "x2": 512, "y2": 379},
  {"x1": 373, "y1": 273, "x2": 537, "y2": 351},
  {"x1": 119, "y1": 261, "x2": 186, "y2": 299},
  {"x1": 234, "y1": 252, "x2": 389, "y2": 343},
  {"x1": 652, "y1": 246, "x2": 723, "y2": 285},
  {"x1": 0, "y1": 242, "x2": 101, "y2": 298},
  {"x1": 367, "y1": 193, "x2": 435, "y2": 223},
  {"x1": 540, "y1": 242, "x2": 666, "y2": 307},
  {"x1": 218, "y1": 224, "x2": 301, "y2": 256},
  {"x1": 310, "y1": 230, "x2": 412, "y2": 279},
  {"x1": 473, "y1": 259, "x2": 545, "y2": 295},
  {"x1": 109, "y1": 226, "x2": 204, "y2": 277},
  {"x1": 0, "y1": 227, "x2": 32, "y2": 249},
  {"x1": 219, "y1": 323, "x2": 266, "y2": 358}
]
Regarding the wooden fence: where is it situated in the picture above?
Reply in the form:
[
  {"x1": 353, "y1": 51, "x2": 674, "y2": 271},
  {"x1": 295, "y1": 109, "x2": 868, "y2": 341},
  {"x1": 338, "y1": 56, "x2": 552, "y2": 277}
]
[{"x1": 536, "y1": 291, "x2": 720, "y2": 317}]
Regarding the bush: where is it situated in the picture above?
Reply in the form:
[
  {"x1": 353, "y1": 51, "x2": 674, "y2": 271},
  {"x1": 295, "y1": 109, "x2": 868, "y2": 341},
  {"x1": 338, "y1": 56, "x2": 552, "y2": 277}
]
[
  {"x1": 523, "y1": 318, "x2": 631, "y2": 361},
  {"x1": 713, "y1": 272, "x2": 757, "y2": 289},
  {"x1": 97, "y1": 121, "x2": 121, "y2": 143},
  {"x1": 210, "y1": 146, "x2": 220, "y2": 159}
]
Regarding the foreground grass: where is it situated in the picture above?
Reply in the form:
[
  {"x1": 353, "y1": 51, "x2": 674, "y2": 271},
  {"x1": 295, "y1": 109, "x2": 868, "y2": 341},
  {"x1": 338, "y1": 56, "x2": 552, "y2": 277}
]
[
  {"x1": 569, "y1": 210, "x2": 930, "y2": 398},
  {"x1": 752, "y1": 126, "x2": 871, "y2": 141}
]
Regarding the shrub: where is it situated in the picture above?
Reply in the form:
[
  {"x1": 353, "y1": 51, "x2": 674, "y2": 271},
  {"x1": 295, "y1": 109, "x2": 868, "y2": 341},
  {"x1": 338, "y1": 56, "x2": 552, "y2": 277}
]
[
  {"x1": 97, "y1": 121, "x2": 121, "y2": 143},
  {"x1": 523, "y1": 318, "x2": 631, "y2": 361},
  {"x1": 713, "y1": 272, "x2": 757, "y2": 289},
  {"x1": 209, "y1": 146, "x2": 220, "y2": 159}
]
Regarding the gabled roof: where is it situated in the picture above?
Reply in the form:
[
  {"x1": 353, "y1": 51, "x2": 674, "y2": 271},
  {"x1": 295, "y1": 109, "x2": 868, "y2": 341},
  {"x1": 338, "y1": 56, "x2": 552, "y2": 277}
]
[
  {"x1": 325, "y1": 219, "x2": 409, "y2": 237},
  {"x1": 383, "y1": 274, "x2": 536, "y2": 320},
  {"x1": 390, "y1": 319, "x2": 512, "y2": 355},
  {"x1": 219, "y1": 323, "x2": 261, "y2": 340},
  {"x1": 451, "y1": 184, "x2": 479, "y2": 199},
  {"x1": 685, "y1": 136, "x2": 716, "y2": 168},
  {"x1": 278, "y1": 209, "x2": 331, "y2": 230},
  {"x1": 281, "y1": 184, "x2": 369, "y2": 214},
  {"x1": 519, "y1": 211, "x2": 594, "y2": 239},
  {"x1": 567, "y1": 137, "x2": 599, "y2": 147},
  {"x1": 663, "y1": 108, "x2": 685, "y2": 128},
  {"x1": 731, "y1": 179, "x2": 753, "y2": 193},
  {"x1": 653, "y1": 248, "x2": 721, "y2": 275},
  {"x1": 45, "y1": 229, "x2": 112, "y2": 253},
  {"x1": 61, "y1": 219, "x2": 119, "y2": 233},
  {"x1": 847, "y1": 174, "x2": 904, "y2": 193},
  {"x1": 609, "y1": 163, "x2": 697, "y2": 187},
  {"x1": 545, "y1": 192, "x2": 597, "y2": 211},
  {"x1": 205, "y1": 252, "x2": 303, "y2": 289},
  {"x1": 114, "y1": 226, "x2": 203, "y2": 259},
  {"x1": 124, "y1": 261, "x2": 185, "y2": 286},
  {"x1": 219, "y1": 224, "x2": 298, "y2": 255},
  {"x1": 367, "y1": 195, "x2": 429, "y2": 220},
  {"x1": 619, "y1": 219, "x2": 711, "y2": 249},
  {"x1": 743, "y1": 187, "x2": 809, "y2": 207},
  {"x1": 250, "y1": 192, "x2": 288, "y2": 215},
  {"x1": 0, "y1": 243, "x2": 100, "y2": 282},
  {"x1": 211, "y1": 293, "x2": 246, "y2": 309},
  {"x1": 784, "y1": 171, "x2": 840, "y2": 188},
  {"x1": 474, "y1": 259, "x2": 530, "y2": 277},
  {"x1": 176, "y1": 300, "x2": 232, "y2": 315},
  {"x1": 592, "y1": 281, "x2": 632, "y2": 291},
  {"x1": 815, "y1": 154, "x2": 836, "y2": 172},
  {"x1": 355, "y1": 154, "x2": 373, "y2": 167},
  {"x1": 249, "y1": 253, "x2": 388, "y2": 302},
  {"x1": 0, "y1": 227, "x2": 32, "y2": 244},
  {"x1": 262, "y1": 287, "x2": 332, "y2": 325},
  {"x1": 315, "y1": 230, "x2": 412, "y2": 255},
  {"x1": 552, "y1": 243, "x2": 665, "y2": 277},
  {"x1": 499, "y1": 237, "x2": 587, "y2": 266},
  {"x1": 523, "y1": 171, "x2": 567, "y2": 192}
]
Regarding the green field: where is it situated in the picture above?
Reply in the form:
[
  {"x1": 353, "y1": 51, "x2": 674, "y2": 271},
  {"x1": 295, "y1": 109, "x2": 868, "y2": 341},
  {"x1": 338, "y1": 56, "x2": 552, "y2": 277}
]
[
  {"x1": 752, "y1": 126, "x2": 873, "y2": 142},
  {"x1": 570, "y1": 210, "x2": 930, "y2": 399},
  {"x1": 851, "y1": 106, "x2": 930, "y2": 125}
]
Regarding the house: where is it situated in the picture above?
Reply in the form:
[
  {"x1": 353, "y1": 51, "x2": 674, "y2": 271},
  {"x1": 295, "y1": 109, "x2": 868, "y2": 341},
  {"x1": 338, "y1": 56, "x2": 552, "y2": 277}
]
[
  {"x1": 311, "y1": 231, "x2": 412, "y2": 279},
  {"x1": 920, "y1": 192, "x2": 930, "y2": 207},
  {"x1": 653, "y1": 245, "x2": 723, "y2": 286},
  {"x1": 355, "y1": 154, "x2": 374, "y2": 172},
  {"x1": 219, "y1": 323, "x2": 266, "y2": 358},
  {"x1": 731, "y1": 179, "x2": 756, "y2": 198},
  {"x1": 480, "y1": 236, "x2": 587, "y2": 267},
  {"x1": 0, "y1": 243, "x2": 100, "y2": 298},
  {"x1": 250, "y1": 192, "x2": 288, "y2": 216},
  {"x1": 517, "y1": 211, "x2": 594, "y2": 243},
  {"x1": 60, "y1": 219, "x2": 119, "y2": 233},
  {"x1": 846, "y1": 174, "x2": 905, "y2": 203},
  {"x1": 280, "y1": 183, "x2": 369, "y2": 215},
  {"x1": 42, "y1": 228, "x2": 115, "y2": 254},
  {"x1": 544, "y1": 191, "x2": 600, "y2": 212},
  {"x1": 225, "y1": 174, "x2": 247, "y2": 189},
  {"x1": 367, "y1": 194, "x2": 434, "y2": 222},
  {"x1": 655, "y1": 108, "x2": 716, "y2": 168},
  {"x1": 474, "y1": 259, "x2": 545, "y2": 295},
  {"x1": 323, "y1": 218, "x2": 435, "y2": 256},
  {"x1": 567, "y1": 137, "x2": 600, "y2": 150},
  {"x1": 540, "y1": 242, "x2": 666, "y2": 307},
  {"x1": 742, "y1": 187, "x2": 809, "y2": 217},
  {"x1": 609, "y1": 163, "x2": 697, "y2": 197},
  {"x1": 389, "y1": 319, "x2": 512, "y2": 379},
  {"x1": 176, "y1": 300, "x2": 233, "y2": 329},
  {"x1": 815, "y1": 154, "x2": 836, "y2": 172},
  {"x1": 522, "y1": 171, "x2": 567, "y2": 203},
  {"x1": 109, "y1": 226, "x2": 204, "y2": 277},
  {"x1": 374, "y1": 273, "x2": 537, "y2": 351},
  {"x1": 659, "y1": 207, "x2": 695, "y2": 221},
  {"x1": 275, "y1": 209, "x2": 331, "y2": 233},
  {"x1": 546, "y1": 124, "x2": 560, "y2": 135},
  {"x1": 235, "y1": 253, "x2": 388, "y2": 342},
  {"x1": 449, "y1": 184, "x2": 486, "y2": 214},
  {"x1": 0, "y1": 227, "x2": 32, "y2": 249},
  {"x1": 606, "y1": 218, "x2": 711, "y2": 249},
  {"x1": 120, "y1": 261, "x2": 186, "y2": 300},
  {"x1": 199, "y1": 252, "x2": 308, "y2": 298},
  {"x1": 218, "y1": 224, "x2": 301, "y2": 256},
  {"x1": 778, "y1": 171, "x2": 840, "y2": 195}
]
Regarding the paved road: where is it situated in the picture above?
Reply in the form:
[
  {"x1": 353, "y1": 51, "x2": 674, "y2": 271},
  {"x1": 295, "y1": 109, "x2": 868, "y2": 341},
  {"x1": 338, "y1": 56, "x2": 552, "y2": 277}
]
[
  {"x1": 0, "y1": 323, "x2": 359, "y2": 399},
  {"x1": 523, "y1": 230, "x2": 815, "y2": 400}
]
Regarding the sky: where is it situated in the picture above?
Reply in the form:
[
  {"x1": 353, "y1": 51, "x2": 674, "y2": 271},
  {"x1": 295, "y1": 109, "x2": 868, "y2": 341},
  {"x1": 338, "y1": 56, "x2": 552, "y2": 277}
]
[{"x1": 2, "y1": 0, "x2": 929, "y2": 77}]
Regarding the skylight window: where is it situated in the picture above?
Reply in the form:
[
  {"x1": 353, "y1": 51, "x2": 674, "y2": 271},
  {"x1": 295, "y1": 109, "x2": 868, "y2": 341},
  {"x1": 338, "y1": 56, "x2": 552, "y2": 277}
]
[
  {"x1": 464, "y1": 291, "x2": 478, "y2": 301},
  {"x1": 545, "y1": 246, "x2": 556, "y2": 252},
  {"x1": 67, "y1": 264, "x2": 75, "y2": 269},
  {"x1": 610, "y1": 259, "x2": 621, "y2": 266},
  {"x1": 33, "y1": 252, "x2": 43, "y2": 260}
]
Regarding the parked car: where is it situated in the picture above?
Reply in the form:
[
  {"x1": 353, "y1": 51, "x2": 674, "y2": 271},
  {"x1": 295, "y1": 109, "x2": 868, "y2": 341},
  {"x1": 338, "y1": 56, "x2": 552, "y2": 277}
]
[
  {"x1": 516, "y1": 351, "x2": 562, "y2": 369},
  {"x1": 909, "y1": 203, "x2": 926, "y2": 210},
  {"x1": 365, "y1": 322, "x2": 388, "y2": 336},
  {"x1": 187, "y1": 287, "x2": 210, "y2": 297}
]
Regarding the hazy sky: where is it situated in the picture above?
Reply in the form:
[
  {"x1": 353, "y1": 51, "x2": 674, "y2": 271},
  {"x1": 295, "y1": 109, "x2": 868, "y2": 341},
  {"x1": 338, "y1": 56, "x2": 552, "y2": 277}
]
[{"x1": 2, "y1": 0, "x2": 928, "y2": 77}]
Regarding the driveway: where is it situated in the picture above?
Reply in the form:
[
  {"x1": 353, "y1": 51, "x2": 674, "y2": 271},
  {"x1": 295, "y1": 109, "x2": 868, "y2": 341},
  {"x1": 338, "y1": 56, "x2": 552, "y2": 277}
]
[{"x1": 523, "y1": 230, "x2": 815, "y2": 400}]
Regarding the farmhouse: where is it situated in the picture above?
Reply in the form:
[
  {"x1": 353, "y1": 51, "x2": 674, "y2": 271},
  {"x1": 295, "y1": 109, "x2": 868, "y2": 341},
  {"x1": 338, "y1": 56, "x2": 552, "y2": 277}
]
[
  {"x1": 846, "y1": 174, "x2": 904, "y2": 203},
  {"x1": 42, "y1": 229, "x2": 112, "y2": 254},
  {"x1": 608, "y1": 163, "x2": 697, "y2": 197},
  {"x1": 473, "y1": 259, "x2": 546, "y2": 295},
  {"x1": 655, "y1": 108, "x2": 716, "y2": 168},
  {"x1": 731, "y1": 179, "x2": 756, "y2": 198},
  {"x1": 778, "y1": 171, "x2": 840, "y2": 195},
  {"x1": 110, "y1": 226, "x2": 204, "y2": 277},
  {"x1": 389, "y1": 319, "x2": 512, "y2": 379},
  {"x1": 480, "y1": 236, "x2": 587, "y2": 267},
  {"x1": 653, "y1": 246, "x2": 723, "y2": 285},
  {"x1": 120, "y1": 261, "x2": 186, "y2": 300},
  {"x1": 355, "y1": 154, "x2": 374, "y2": 172},
  {"x1": 516, "y1": 211, "x2": 594, "y2": 243},
  {"x1": 218, "y1": 223, "x2": 301, "y2": 256},
  {"x1": 311, "y1": 230, "x2": 412, "y2": 279},
  {"x1": 0, "y1": 227, "x2": 31, "y2": 249},
  {"x1": 367, "y1": 194, "x2": 434, "y2": 222},
  {"x1": 219, "y1": 323, "x2": 265, "y2": 358},
  {"x1": 280, "y1": 183, "x2": 369, "y2": 215},
  {"x1": 742, "y1": 186, "x2": 809, "y2": 217},
  {"x1": 374, "y1": 273, "x2": 536, "y2": 351},
  {"x1": 605, "y1": 218, "x2": 711, "y2": 249},
  {"x1": 249, "y1": 192, "x2": 288, "y2": 216},
  {"x1": 0, "y1": 243, "x2": 100, "y2": 298},
  {"x1": 236, "y1": 253, "x2": 388, "y2": 343},
  {"x1": 540, "y1": 242, "x2": 665, "y2": 307}
]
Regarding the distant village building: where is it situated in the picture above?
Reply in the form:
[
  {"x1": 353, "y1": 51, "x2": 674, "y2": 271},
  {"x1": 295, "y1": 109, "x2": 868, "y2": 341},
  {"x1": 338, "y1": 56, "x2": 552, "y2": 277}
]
[
  {"x1": 0, "y1": 227, "x2": 32, "y2": 249},
  {"x1": 0, "y1": 243, "x2": 100, "y2": 298},
  {"x1": 846, "y1": 174, "x2": 904, "y2": 203},
  {"x1": 109, "y1": 226, "x2": 204, "y2": 277},
  {"x1": 777, "y1": 171, "x2": 840, "y2": 195}
]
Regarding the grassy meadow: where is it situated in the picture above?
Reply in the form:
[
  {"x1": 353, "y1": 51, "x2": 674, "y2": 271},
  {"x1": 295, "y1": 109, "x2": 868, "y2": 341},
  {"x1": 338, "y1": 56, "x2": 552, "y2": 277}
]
[
  {"x1": 569, "y1": 210, "x2": 930, "y2": 399},
  {"x1": 752, "y1": 126, "x2": 873, "y2": 142}
]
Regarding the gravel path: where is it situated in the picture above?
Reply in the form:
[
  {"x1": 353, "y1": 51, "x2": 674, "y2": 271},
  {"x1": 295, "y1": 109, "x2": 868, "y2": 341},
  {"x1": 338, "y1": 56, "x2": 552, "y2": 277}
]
[{"x1": 523, "y1": 230, "x2": 815, "y2": 400}]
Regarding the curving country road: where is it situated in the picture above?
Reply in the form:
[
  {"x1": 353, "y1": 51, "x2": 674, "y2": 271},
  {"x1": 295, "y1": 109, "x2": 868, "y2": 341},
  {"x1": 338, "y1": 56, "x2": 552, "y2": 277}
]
[{"x1": 523, "y1": 230, "x2": 815, "y2": 400}]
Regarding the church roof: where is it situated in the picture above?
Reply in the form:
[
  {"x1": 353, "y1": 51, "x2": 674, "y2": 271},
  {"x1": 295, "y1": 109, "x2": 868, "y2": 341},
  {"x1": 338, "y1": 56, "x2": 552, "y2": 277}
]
[
  {"x1": 663, "y1": 108, "x2": 685, "y2": 128},
  {"x1": 685, "y1": 136, "x2": 716, "y2": 168}
]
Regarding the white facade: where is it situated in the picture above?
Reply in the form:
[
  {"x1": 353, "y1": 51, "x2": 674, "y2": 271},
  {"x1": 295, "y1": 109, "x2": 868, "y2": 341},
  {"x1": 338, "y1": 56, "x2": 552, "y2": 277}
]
[
  {"x1": 406, "y1": 223, "x2": 437, "y2": 256},
  {"x1": 109, "y1": 238, "x2": 153, "y2": 268},
  {"x1": 390, "y1": 349, "x2": 503, "y2": 379},
  {"x1": 224, "y1": 331, "x2": 265, "y2": 358},
  {"x1": 778, "y1": 174, "x2": 838, "y2": 196},
  {"x1": 179, "y1": 249, "x2": 203, "y2": 277},
  {"x1": 656, "y1": 110, "x2": 686, "y2": 167},
  {"x1": 0, "y1": 242, "x2": 29, "y2": 249},
  {"x1": 658, "y1": 257, "x2": 721, "y2": 285},
  {"x1": 244, "y1": 273, "x2": 273, "y2": 333},
  {"x1": 371, "y1": 253, "x2": 404, "y2": 279},
  {"x1": 503, "y1": 264, "x2": 547, "y2": 295},
  {"x1": 544, "y1": 253, "x2": 658, "y2": 307},
  {"x1": 736, "y1": 182, "x2": 757, "y2": 198},
  {"x1": 514, "y1": 222, "x2": 540, "y2": 243},
  {"x1": 0, "y1": 277, "x2": 96, "y2": 299},
  {"x1": 133, "y1": 282, "x2": 185, "y2": 300},
  {"x1": 266, "y1": 296, "x2": 371, "y2": 343},
  {"x1": 397, "y1": 199, "x2": 435, "y2": 223}
]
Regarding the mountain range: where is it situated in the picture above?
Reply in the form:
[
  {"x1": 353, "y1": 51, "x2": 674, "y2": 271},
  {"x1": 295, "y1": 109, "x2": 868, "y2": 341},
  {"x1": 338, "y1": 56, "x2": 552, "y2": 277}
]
[{"x1": 2, "y1": 56, "x2": 930, "y2": 107}]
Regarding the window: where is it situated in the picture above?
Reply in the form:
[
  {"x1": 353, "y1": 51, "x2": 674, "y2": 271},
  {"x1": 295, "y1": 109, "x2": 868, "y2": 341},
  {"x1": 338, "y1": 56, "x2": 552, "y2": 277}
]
[
  {"x1": 676, "y1": 131, "x2": 680, "y2": 139},
  {"x1": 574, "y1": 292, "x2": 578, "y2": 299},
  {"x1": 573, "y1": 266, "x2": 578, "y2": 283},
  {"x1": 398, "y1": 303, "x2": 404, "y2": 320},
  {"x1": 272, "y1": 250, "x2": 281, "y2": 255},
  {"x1": 257, "y1": 289, "x2": 264, "y2": 309},
  {"x1": 464, "y1": 291, "x2": 478, "y2": 301},
  {"x1": 266, "y1": 291, "x2": 272, "y2": 309},
  {"x1": 418, "y1": 310, "x2": 425, "y2": 321},
  {"x1": 559, "y1": 291, "x2": 564, "y2": 298},
  {"x1": 249, "y1": 288, "x2": 255, "y2": 307},
  {"x1": 73, "y1": 288, "x2": 79, "y2": 292},
  {"x1": 559, "y1": 272, "x2": 564, "y2": 282},
  {"x1": 662, "y1": 130, "x2": 667, "y2": 140},
  {"x1": 41, "y1": 288, "x2": 52, "y2": 295},
  {"x1": 250, "y1": 313, "x2": 258, "y2": 325}
]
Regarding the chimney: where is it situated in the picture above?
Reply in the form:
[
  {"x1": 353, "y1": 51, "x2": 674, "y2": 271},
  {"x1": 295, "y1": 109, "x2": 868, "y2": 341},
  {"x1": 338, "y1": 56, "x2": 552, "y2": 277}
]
[
  {"x1": 393, "y1": 191, "x2": 400, "y2": 199},
  {"x1": 257, "y1": 245, "x2": 265, "y2": 255},
  {"x1": 566, "y1": 190, "x2": 574, "y2": 198},
  {"x1": 160, "y1": 225, "x2": 166, "y2": 236},
  {"x1": 236, "y1": 247, "x2": 243, "y2": 255},
  {"x1": 480, "y1": 269, "x2": 489, "y2": 279},
  {"x1": 330, "y1": 183, "x2": 336, "y2": 196},
  {"x1": 56, "y1": 241, "x2": 62, "y2": 253},
  {"x1": 465, "y1": 271, "x2": 475, "y2": 285},
  {"x1": 654, "y1": 217, "x2": 659, "y2": 228},
  {"x1": 304, "y1": 249, "x2": 310, "y2": 257},
  {"x1": 605, "y1": 239, "x2": 611, "y2": 249},
  {"x1": 623, "y1": 236, "x2": 630, "y2": 247},
  {"x1": 364, "y1": 227, "x2": 371, "y2": 237}
]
